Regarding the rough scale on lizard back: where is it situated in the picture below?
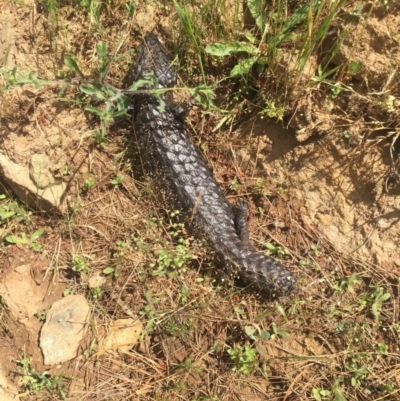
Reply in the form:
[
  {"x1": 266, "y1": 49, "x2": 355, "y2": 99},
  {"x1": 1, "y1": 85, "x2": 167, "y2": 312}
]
[{"x1": 125, "y1": 33, "x2": 296, "y2": 297}]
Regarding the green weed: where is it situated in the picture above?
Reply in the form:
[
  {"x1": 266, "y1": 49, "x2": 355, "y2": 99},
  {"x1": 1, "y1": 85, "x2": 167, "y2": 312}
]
[
  {"x1": 230, "y1": 177, "x2": 240, "y2": 192},
  {"x1": 345, "y1": 356, "x2": 368, "y2": 387},
  {"x1": 174, "y1": 1, "x2": 207, "y2": 84},
  {"x1": 62, "y1": 286, "x2": 76, "y2": 297},
  {"x1": 91, "y1": 286, "x2": 104, "y2": 299},
  {"x1": 312, "y1": 378, "x2": 347, "y2": 401},
  {"x1": 102, "y1": 240, "x2": 128, "y2": 278},
  {"x1": 244, "y1": 322, "x2": 289, "y2": 341},
  {"x1": 110, "y1": 174, "x2": 126, "y2": 186},
  {"x1": 133, "y1": 213, "x2": 193, "y2": 278},
  {"x1": 139, "y1": 289, "x2": 161, "y2": 339},
  {"x1": 83, "y1": 178, "x2": 96, "y2": 192},
  {"x1": 34, "y1": 307, "x2": 50, "y2": 322},
  {"x1": 177, "y1": 357, "x2": 202, "y2": 374},
  {"x1": 334, "y1": 274, "x2": 360, "y2": 295},
  {"x1": 205, "y1": 0, "x2": 345, "y2": 77},
  {"x1": 359, "y1": 285, "x2": 391, "y2": 319},
  {"x1": 0, "y1": 194, "x2": 16, "y2": 224},
  {"x1": 78, "y1": 0, "x2": 102, "y2": 30},
  {"x1": 349, "y1": 61, "x2": 363, "y2": 75},
  {"x1": 0, "y1": 194, "x2": 31, "y2": 225},
  {"x1": 260, "y1": 99, "x2": 285, "y2": 120},
  {"x1": 16, "y1": 357, "x2": 68, "y2": 399},
  {"x1": 165, "y1": 316, "x2": 193, "y2": 338},
  {"x1": 5, "y1": 229, "x2": 44, "y2": 251},
  {"x1": 63, "y1": 165, "x2": 72, "y2": 176},
  {"x1": 256, "y1": 177, "x2": 264, "y2": 194},
  {"x1": 312, "y1": 387, "x2": 332, "y2": 400},
  {"x1": 0, "y1": 67, "x2": 51, "y2": 90},
  {"x1": 227, "y1": 345, "x2": 258, "y2": 374},
  {"x1": 71, "y1": 254, "x2": 93, "y2": 274},
  {"x1": 151, "y1": 237, "x2": 192, "y2": 277},
  {"x1": 265, "y1": 242, "x2": 290, "y2": 259}
]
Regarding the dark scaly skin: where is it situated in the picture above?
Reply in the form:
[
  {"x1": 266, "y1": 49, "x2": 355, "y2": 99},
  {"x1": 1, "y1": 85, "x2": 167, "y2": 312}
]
[
  {"x1": 234, "y1": 201, "x2": 251, "y2": 245},
  {"x1": 126, "y1": 33, "x2": 296, "y2": 297}
]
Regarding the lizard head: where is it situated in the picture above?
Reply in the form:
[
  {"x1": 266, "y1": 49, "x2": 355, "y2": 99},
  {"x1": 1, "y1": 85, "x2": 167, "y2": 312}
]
[{"x1": 127, "y1": 33, "x2": 176, "y2": 89}]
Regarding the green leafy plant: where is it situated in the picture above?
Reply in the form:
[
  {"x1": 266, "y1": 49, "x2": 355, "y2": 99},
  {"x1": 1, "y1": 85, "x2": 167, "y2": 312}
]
[
  {"x1": 359, "y1": 285, "x2": 391, "y2": 319},
  {"x1": 244, "y1": 322, "x2": 289, "y2": 341},
  {"x1": 102, "y1": 240, "x2": 128, "y2": 279},
  {"x1": 265, "y1": 322, "x2": 289, "y2": 340},
  {"x1": 312, "y1": 387, "x2": 331, "y2": 400},
  {"x1": 265, "y1": 242, "x2": 290, "y2": 259},
  {"x1": 77, "y1": 0, "x2": 102, "y2": 29},
  {"x1": 91, "y1": 129, "x2": 107, "y2": 146},
  {"x1": 311, "y1": 64, "x2": 342, "y2": 88},
  {"x1": 16, "y1": 357, "x2": 68, "y2": 399},
  {"x1": 230, "y1": 177, "x2": 239, "y2": 192},
  {"x1": 71, "y1": 254, "x2": 92, "y2": 274},
  {"x1": 330, "y1": 82, "x2": 344, "y2": 99},
  {"x1": 80, "y1": 82, "x2": 130, "y2": 125},
  {"x1": 0, "y1": 195, "x2": 31, "y2": 225},
  {"x1": 227, "y1": 345, "x2": 258, "y2": 374},
  {"x1": 62, "y1": 286, "x2": 76, "y2": 297},
  {"x1": 83, "y1": 178, "x2": 96, "y2": 192},
  {"x1": 0, "y1": 67, "x2": 51, "y2": 91},
  {"x1": 91, "y1": 286, "x2": 104, "y2": 299},
  {"x1": 0, "y1": 194, "x2": 16, "y2": 223},
  {"x1": 134, "y1": 214, "x2": 194, "y2": 278},
  {"x1": 345, "y1": 356, "x2": 368, "y2": 386},
  {"x1": 34, "y1": 307, "x2": 50, "y2": 322},
  {"x1": 139, "y1": 289, "x2": 161, "y2": 340},
  {"x1": 349, "y1": 61, "x2": 363, "y2": 75},
  {"x1": 177, "y1": 357, "x2": 202, "y2": 374},
  {"x1": 5, "y1": 229, "x2": 44, "y2": 251},
  {"x1": 205, "y1": 39, "x2": 265, "y2": 78},
  {"x1": 205, "y1": 0, "x2": 344, "y2": 80},
  {"x1": 151, "y1": 238, "x2": 192, "y2": 277},
  {"x1": 124, "y1": 0, "x2": 136, "y2": 17},
  {"x1": 377, "y1": 342, "x2": 388, "y2": 354},
  {"x1": 104, "y1": 264, "x2": 119, "y2": 279},
  {"x1": 310, "y1": 244, "x2": 321, "y2": 257},
  {"x1": 63, "y1": 165, "x2": 72, "y2": 175},
  {"x1": 110, "y1": 174, "x2": 126, "y2": 186},
  {"x1": 2, "y1": 42, "x2": 133, "y2": 143},
  {"x1": 313, "y1": 378, "x2": 350, "y2": 401},
  {"x1": 165, "y1": 316, "x2": 193, "y2": 339},
  {"x1": 334, "y1": 274, "x2": 359, "y2": 295},
  {"x1": 342, "y1": 130, "x2": 351, "y2": 139},
  {"x1": 259, "y1": 99, "x2": 285, "y2": 120}
]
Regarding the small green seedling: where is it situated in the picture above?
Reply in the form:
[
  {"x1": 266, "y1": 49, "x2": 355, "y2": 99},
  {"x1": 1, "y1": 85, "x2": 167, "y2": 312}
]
[
  {"x1": 265, "y1": 242, "x2": 290, "y2": 259},
  {"x1": 227, "y1": 345, "x2": 258, "y2": 374},
  {"x1": 71, "y1": 254, "x2": 92, "y2": 274},
  {"x1": 5, "y1": 229, "x2": 44, "y2": 251},
  {"x1": 110, "y1": 174, "x2": 125, "y2": 186}
]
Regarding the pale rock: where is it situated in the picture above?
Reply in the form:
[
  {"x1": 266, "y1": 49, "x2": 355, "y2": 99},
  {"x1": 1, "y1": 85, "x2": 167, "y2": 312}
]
[
  {"x1": 40, "y1": 295, "x2": 90, "y2": 365},
  {"x1": 99, "y1": 318, "x2": 143, "y2": 353},
  {"x1": 29, "y1": 153, "x2": 54, "y2": 189},
  {"x1": 88, "y1": 272, "x2": 107, "y2": 289},
  {"x1": 0, "y1": 152, "x2": 66, "y2": 212}
]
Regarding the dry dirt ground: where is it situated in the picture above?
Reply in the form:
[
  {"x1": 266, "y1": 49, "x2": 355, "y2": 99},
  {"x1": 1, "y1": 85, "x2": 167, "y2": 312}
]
[{"x1": 0, "y1": 0, "x2": 399, "y2": 400}]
